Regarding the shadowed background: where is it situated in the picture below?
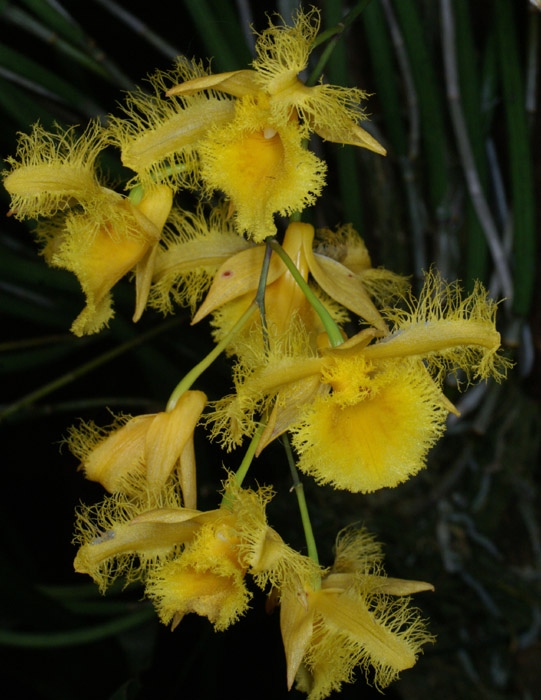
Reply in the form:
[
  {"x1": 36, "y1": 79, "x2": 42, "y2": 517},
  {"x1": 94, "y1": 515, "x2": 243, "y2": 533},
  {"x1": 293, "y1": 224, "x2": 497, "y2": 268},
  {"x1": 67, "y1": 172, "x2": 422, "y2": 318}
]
[{"x1": 1, "y1": 1, "x2": 539, "y2": 698}]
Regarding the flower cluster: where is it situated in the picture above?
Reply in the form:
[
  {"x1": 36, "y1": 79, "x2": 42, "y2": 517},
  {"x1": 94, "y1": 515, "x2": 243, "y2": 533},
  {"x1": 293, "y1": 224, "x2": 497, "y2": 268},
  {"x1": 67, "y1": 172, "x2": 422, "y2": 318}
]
[{"x1": 3, "y1": 6, "x2": 510, "y2": 698}]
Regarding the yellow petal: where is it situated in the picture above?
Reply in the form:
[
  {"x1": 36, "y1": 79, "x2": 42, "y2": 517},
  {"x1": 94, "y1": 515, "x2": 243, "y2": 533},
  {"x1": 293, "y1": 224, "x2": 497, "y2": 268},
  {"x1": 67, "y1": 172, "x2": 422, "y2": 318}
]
[
  {"x1": 74, "y1": 518, "x2": 199, "y2": 592},
  {"x1": 133, "y1": 243, "x2": 158, "y2": 322},
  {"x1": 119, "y1": 100, "x2": 235, "y2": 178},
  {"x1": 363, "y1": 320, "x2": 501, "y2": 361},
  {"x1": 256, "y1": 374, "x2": 322, "y2": 455},
  {"x1": 370, "y1": 577, "x2": 435, "y2": 596},
  {"x1": 323, "y1": 327, "x2": 382, "y2": 354},
  {"x1": 322, "y1": 573, "x2": 434, "y2": 596},
  {"x1": 313, "y1": 589, "x2": 417, "y2": 672},
  {"x1": 65, "y1": 208, "x2": 154, "y2": 336},
  {"x1": 263, "y1": 221, "x2": 313, "y2": 335},
  {"x1": 315, "y1": 119, "x2": 387, "y2": 156},
  {"x1": 191, "y1": 246, "x2": 284, "y2": 323},
  {"x1": 166, "y1": 69, "x2": 259, "y2": 97},
  {"x1": 144, "y1": 390, "x2": 207, "y2": 489},
  {"x1": 280, "y1": 587, "x2": 315, "y2": 689},
  {"x1": 84, "y1": 414, "x2": 154, "y2": 491},
  {"x1": 301, "y1": 227, "x2": 387, "y2": 331},
  {"x1": 179, "y1": 436, "x2": 197, "y2": 510},
  {"x1": 132, "y1": 185, "x2": 173, "y2": 321},
  {"x1": 130, "y1": 507, "x2": 205, "y2": 525}
]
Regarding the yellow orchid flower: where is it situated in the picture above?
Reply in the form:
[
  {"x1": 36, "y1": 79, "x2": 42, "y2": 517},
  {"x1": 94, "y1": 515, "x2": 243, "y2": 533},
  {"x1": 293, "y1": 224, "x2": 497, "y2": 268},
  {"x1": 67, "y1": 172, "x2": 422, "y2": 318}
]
[
  {"x1": 167, "y1": 8, "x2": 386, "y2": 155},
  {"x1": 280, "y1": 528, "x2": 434, "y2": 698},
  {"x1": 73, "y1": 479, "x2": 218, "y2": 592},
  {"x1": 2, "y1": 121, "x2": 110, "y2": 220},
  {"x1": 108, "y1": 9, "x2": 385, "y2": 241},
  {"x1": 145, "y1": 477, "x2": 280, "y2": 631},
  {"x1": 2, "y1": 119, "x2": 174, "y2": 335},
  {"x1": 107, "y1": 60, "x2": 235, "y2": 191},
  {"x1": 208, "y1": 271, "x2": 510, "y2": 491},
  {"x1": 67, "y1": 389, "x2": 207, "y2": 507},
  {"x1": 74, "y1": 473, "x2": 288, "y2": 631},
  {"x1": 164, "y1": 9, "x2": 385, "y2": 240},
  {"x1": 38, "y1": 184, "x2": 173, "y2": 335},
  {"x1": 151, "y1": 214, "x2": 402, "y2": 358}
]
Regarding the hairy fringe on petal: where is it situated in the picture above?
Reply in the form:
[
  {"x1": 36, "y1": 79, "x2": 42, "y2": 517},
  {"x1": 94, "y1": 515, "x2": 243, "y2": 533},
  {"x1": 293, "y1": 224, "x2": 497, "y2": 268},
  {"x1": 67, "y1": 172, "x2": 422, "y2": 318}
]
[
  {"x1": 383, "y1": 268, "x2": 512, "y2": 384},
  {"x1": 73, "y1": 476, "x2": 184, "y2": 592},
  {"x1": 108, "y1": 59, "x2": 234, "y2": 190},
  {"x1": 331, "y1": 527, "x2": 384, "y2": 575},
  {"x1": 149, "y1": 204, "x2": 251, "y2": 315},
  {"x1": 3, "y1": 121, "x2": 109, "y2": 220},
  {"x1": 251, "y1": 8, "x2": 319, "y2": 94},
  {"x1": 202, "y1": 394, "x2": 262, "y2": 452},
  {"x1": 65, "y1": 413, "x2": 132, "y2": 464},
  {"x1": 359, "y1": 267, "x2": 411, "y2": 306},
  {"x1": 295, "y1": 83, "x2": 369, "y2": 139}
]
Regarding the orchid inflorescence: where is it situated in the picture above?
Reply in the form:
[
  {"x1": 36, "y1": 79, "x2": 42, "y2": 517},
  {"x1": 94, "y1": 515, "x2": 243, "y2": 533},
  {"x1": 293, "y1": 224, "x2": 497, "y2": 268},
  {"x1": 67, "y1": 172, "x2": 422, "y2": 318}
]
[{"x1": 3, "y1": 7, "x2": 510, "y2": 698}]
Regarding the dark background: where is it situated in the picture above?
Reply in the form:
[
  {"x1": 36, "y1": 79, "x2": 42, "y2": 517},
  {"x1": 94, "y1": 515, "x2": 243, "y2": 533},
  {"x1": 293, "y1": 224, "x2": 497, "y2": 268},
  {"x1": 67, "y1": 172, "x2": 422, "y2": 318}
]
[{"x1": 1, "y1": 1, "x2": 540, "y2": 699}]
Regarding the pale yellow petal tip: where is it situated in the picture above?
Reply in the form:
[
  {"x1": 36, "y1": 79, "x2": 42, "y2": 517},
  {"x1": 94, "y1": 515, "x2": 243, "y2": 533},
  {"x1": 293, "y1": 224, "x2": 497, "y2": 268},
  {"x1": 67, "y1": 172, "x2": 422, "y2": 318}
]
[
  {"x1": 351, "y1": 124, "x2": 387, "y2": 156},
  {"x1": 166, "y1": 70, "x2": 257, "y2": 98},
  {"x1": 316, "y1": 121, "x2": 387, "y2": 156},
  {"x1": 166, "y1": 72, "x2": 234, "y2": 97},
  {"x1": 377, "y1": 577, "x2": 435, "y2": 596}
]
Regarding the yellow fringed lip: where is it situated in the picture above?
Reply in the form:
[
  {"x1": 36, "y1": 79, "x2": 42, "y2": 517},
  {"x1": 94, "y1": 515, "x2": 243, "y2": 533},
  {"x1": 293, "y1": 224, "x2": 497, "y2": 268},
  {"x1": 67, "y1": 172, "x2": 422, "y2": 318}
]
[
  {"x1": 291, "y1": 358, "x2": 448, "y2": 493},
  {"x1": 210, "y1": 270, "x2": 508, "y2": 489},
  {"x1": 280, "y1": 527, "x2": 434, "y2": 694},
  {"x1": 165, "y1": 9, "x2": 387, "y2": 156},
  {"x1": 197, "y1": 96, "x2": 326, "y2": 242}
]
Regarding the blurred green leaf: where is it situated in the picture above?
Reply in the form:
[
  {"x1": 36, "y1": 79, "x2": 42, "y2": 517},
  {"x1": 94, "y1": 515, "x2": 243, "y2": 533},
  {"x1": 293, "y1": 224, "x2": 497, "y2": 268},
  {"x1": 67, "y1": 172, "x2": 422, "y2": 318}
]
[{"x1": 495, "y1": 0, "x2": 536, "y2": 315}]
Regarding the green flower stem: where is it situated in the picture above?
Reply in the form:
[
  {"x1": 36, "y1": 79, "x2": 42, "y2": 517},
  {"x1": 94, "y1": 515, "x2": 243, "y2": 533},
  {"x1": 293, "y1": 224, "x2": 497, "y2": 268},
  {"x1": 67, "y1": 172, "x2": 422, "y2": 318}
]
[
  {"x1": 282, "y1": 434, "x2": 319, "y2": 569},
  {"x1": 288, "y1": 209, "x2": 303, "y2": 223},
  {"x1": 0, "y1": 318, "x2": 183, "y2": 421},
  {"x1": 128, "y1": 184, "x2": 144, "y2": 205},
  {"x1": 220, "y1": 423, "x2": 266, "y2": 509},
  {"x1": 309, "y1": 0, "x2": 374, "y2": 84},
  {"x1": 0, "y1": 607, "x2": 154, "y2": 648},
  {"x1": 166, "y1": 302, "x2": 257, "y2": 411},
  {"x1": 166, "y1": 240, "x2": 275, "y2": 411},
  {"x1": 256, "y1": 242, "x2": 273, "y2": 355},
  {"x1": 267, "y1": 238, "x2": 344, "y2": 348}
]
